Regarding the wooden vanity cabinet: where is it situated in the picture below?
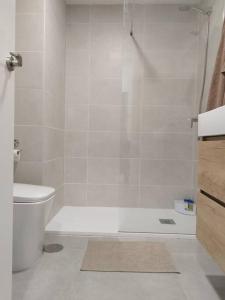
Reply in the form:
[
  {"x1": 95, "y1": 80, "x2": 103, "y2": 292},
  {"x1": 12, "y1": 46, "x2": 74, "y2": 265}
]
[{"x1": 197, "y1": 137, "x2": 225, "y2": 272}]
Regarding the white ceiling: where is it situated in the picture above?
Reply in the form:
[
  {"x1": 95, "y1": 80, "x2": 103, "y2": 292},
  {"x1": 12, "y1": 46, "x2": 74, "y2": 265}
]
[{"x1": 66, "y1": 0, "x2": 202, "y2": 5}]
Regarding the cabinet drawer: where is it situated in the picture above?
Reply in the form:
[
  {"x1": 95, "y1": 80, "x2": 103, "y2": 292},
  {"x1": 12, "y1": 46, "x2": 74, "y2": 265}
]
[
  {"x1": 197, "y1": 192, "x2": 225, "y2": 272},
  {"x1": 198, "y1": 140, "x2": 225, "y2": 203}
]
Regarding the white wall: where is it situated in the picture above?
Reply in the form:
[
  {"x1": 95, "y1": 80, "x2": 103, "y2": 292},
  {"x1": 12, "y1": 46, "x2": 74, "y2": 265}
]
[{"x1": 0, "y1": 0, "x2": 15, "y2": 298}]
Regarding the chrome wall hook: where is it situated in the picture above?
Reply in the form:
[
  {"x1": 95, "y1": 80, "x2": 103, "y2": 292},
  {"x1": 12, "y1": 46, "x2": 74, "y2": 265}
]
[{"x1": 6, "y1": 52, "x2": 23, "y2": 71}]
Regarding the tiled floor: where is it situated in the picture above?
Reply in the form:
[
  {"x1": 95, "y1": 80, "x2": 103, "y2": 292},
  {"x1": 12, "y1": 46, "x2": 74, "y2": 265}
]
[{"x1": 13, "y1": 234, "x2": 225, "y2": 300}]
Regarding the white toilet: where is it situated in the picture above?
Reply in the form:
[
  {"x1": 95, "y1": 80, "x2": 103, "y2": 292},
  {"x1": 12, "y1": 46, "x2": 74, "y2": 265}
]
[{"x1": 13, "y1": 183, "x2": 55, "y2": 272}]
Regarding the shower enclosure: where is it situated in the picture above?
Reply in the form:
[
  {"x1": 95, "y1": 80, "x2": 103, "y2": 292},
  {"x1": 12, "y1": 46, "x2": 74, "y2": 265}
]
[
  {"x1": 117, "y1": 0, "x2": 204, "y2": 234},
  {"x1": 14, "y1": 0, "x2": 214, "y2": 236}
]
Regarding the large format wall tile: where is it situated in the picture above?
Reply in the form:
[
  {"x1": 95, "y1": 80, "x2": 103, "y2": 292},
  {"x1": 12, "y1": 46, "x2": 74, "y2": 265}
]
[
  {"x1": 14, "y1": 126, "x2": 43, "y2": 162},
  {"x1": 15, "y1": 88, "x2": 43, "y2": 126},
  {"x1": 88, "y1": 131, "x2": 139, "y2": 158},
  {"x1": 140, "y1": 159, "x2": 193, "y2": 186},
  {"x1": 90, "y1": 79, "x2": 122, "y2": 106},
  {"x1": 16, "y1": 14, "x2": 44, "y2": 51},
  {"x1": 42, "y1": 158, "x2": 64, "y2": 189},
  {"x1": 143, "y1": 22, "x2": 197, "y2": 51},
  {"x1": 66, "y1": 76, "x2": 89, "y2": 105},
  {"x1": 144, "y1": 4, "x2": 196, "y2": 23},
  {"x1": 91, "y1": 22, "x2": 123, "y2": 51},
  {"x1": 64, "y1": 183, "x2": 87, "y2": 206},
  {"x1": 44, "y1": 91, "x2": 65, "y2": 129},
  {"x1": 140, "y1": 133, "x2": 193, "y2": 160},
  {"x1": 139, "y1": 186, "x2": 195, "y2": 208},
  {"x1": 64, "y1": 158, "x2": 87, "y2": 183},
  {"x1": 67, "y1": 5, "x2": 90, "y2": 23},
  {"x1": 89, "y1": 105, "x2": 139, "y2": 132},
  {"x1": 90, "y1": 49, "x2": 122, "y2": 78},
  {"x1": 16, "y1": 0, "x2": 44, "y2": 13},
  {"x1": 66, "y1": 23, "x2": 90, "y2": 50},
  {"x1": 65, "y1": 131, "x2": 87, "y2": 157},
  {"x1": 14, "y1": 161, "x2": 43, "y2": 185},
  {"x1": 141, "y1": 77, "x2": 195, "y2": 106},
  {"x1": 66, "y1": 50, "x2": 90, "y2": 77},
  {"x1": 87, "y1": 184, "x2": 139, "y2": 207},
  {"x1": 65, "y1": 104, "x2": 89, "y2": 131},
  {"x1": 43, "y1": 128, "x2": 64, "y2": 161},
  {"x1": 90, "y1": 5, "x2": 122, "y2": 23},
  {"x1": 141, "y1": 50, "x2": 196, "y2": 77},
  {"x1": 141, "y1": 106, "x2": 192, "y2": 133},
  {"x1": 15, "y1": 52, "x2": 43, "y2": 89},
  {"x1": 88, "y1": 158, "x2": 139, "y2": 185}
]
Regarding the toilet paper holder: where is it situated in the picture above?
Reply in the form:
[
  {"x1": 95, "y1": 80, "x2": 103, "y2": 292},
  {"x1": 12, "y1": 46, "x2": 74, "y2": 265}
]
[{"x1": 14, "y1": 139, "x2": 22, "y2": 162}]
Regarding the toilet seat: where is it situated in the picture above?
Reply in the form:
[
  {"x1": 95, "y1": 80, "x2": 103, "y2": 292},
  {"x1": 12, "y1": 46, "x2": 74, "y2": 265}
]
[{"x1": 13, "y1": 183, "x2": 55, "y2": 203}]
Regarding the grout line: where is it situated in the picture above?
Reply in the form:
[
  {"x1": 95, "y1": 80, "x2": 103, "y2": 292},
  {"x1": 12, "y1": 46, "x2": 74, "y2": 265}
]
[
  {"x1": 64, "y1": 182, "x2": 195, "y2": 188},
  {"x1": 85, "y1": 23, "x2": 92, "y2": 207}
]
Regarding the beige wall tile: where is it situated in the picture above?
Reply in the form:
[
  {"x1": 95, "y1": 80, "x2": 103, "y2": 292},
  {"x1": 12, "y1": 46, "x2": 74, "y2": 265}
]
[
  {"x1": 88, "y1": 158, "x2": 139, "y2": 185},
  {"x1": 139, "y1": 186, "x2": 195, "y2": 208},
  {"x1": 64, "y1": 183, "x2": 87, "y2": 206},
  {"x1": 65, "y1": 131, "x2": 87, "y2": 157},
  {"x1": 140, "y1": 133, "x2": 193, "y2": 160},
  {"x1": 16, "y1": 0, "x2": 44, "y2": 13},
  {"x1": 15, "y1": 88, "x2": 43, "y2": 125},
  {"x1": 43, "y1": 128, "x2": 64, "y2": 160},
  {"x1": 42, "y1": 158, "x2": 64, "y2": 189},
  {"x1": 88, "y1": 131, "x2": 139, "y2": 158},
  {"x1": 16, "y1": 14, "x2": 44, "y2": 51},
  {"x1": 90, "y1": 5, "x2": 122, "y2": 23},
  {"x1": 66, "y1": 23, "x2": 90, "y2": 50},
  {"x1": 44, "y1": 92, "x2": 65, "y2": 129},
  {"x1": 67, "y1": 5, "x2": 90, "y2": 23},
  {"x1": 14, "y1": 161, "x2": 43, "y2": 185},
  {"x1": 91, "y1": 23, "x2": 123, "y2": 51},
  {"x1": 87, "y1": 184, "x2": 139, "y2": 207},
  {"x1": 65, "y1": 158, "x2": 87, "y2": 183},
  {"x1": 144, "y1": 4, "x2": 196, "y2": 23},
  {"x1": 15, "y1": 52, "x2": 43, "y2": 89},
  {"x1": 66, "y1": 76, "x2": 89, "y2": 105},
  {"x1": 143, "y1": 22, "x2": 197, "y2": 51},
  {"x1": 142, "y1": 50, "x2": 196, "y2": 77},
  {"x1": 46, "y1": 0, "x2": 66, "y2": 26},
  {"x1": 66, "y1": 50, "x2": 90, "y2": 77},
  {"x1": 14, "y1": 126, "x2": 43, "y2": 161},
  {"x1": 90, "y1": 49, "x2": 122, "y2": 78},
  {"x1": 90, "y1": 79, "x2": 122, "y2": 106},
  {"x1": 89, "y1": 105, "x2": 139, "y2": 132},
  {"x1": 141, "y1": 106, "x2": 191, "y2": 133},
  {"x1": 65, "y1": 104, "x2": 89, "y2": 131},
  {"x1": 140, "y1": 159, "x2": 193, "y2": 186},
  {"x1": 141, "y1": 78, "x2": 195, "y2": 107}
]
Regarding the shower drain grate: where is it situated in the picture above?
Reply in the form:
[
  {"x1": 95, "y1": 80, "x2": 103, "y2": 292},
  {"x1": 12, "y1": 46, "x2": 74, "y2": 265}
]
[
  {"x1": 159, "y1": 219, "x2": 176, "y2": 225},
  {"x1": 43, "y1": 244, "x2": 64, "y2": 253}
]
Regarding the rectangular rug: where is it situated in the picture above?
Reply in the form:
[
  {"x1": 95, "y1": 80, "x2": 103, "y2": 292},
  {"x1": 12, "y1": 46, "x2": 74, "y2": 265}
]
[{"x1": 81, "y1": 240, "x2": 178, "y2": 273}]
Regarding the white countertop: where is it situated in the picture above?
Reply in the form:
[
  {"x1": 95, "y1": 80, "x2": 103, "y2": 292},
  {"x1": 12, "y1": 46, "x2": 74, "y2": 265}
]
[{"x1": 198, "y1": 106, "x2": 225, "y2": 137}]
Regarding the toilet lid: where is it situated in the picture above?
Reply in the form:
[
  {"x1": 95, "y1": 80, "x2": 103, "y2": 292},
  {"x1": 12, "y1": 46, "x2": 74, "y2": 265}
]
[{"x1": 13, "y1": 183, "x2": 55, "y2": 203}]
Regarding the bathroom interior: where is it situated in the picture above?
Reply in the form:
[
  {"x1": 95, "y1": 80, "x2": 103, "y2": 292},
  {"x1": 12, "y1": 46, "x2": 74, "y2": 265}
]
[{"x1": 1, "y1": 0, "x2": 225, "y2": 298}]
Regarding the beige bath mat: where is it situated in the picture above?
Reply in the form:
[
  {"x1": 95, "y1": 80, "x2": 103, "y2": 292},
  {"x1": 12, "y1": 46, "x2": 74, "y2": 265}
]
[{"x1": 81, "y1": 240, "x2": 178, "y2": 273}]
